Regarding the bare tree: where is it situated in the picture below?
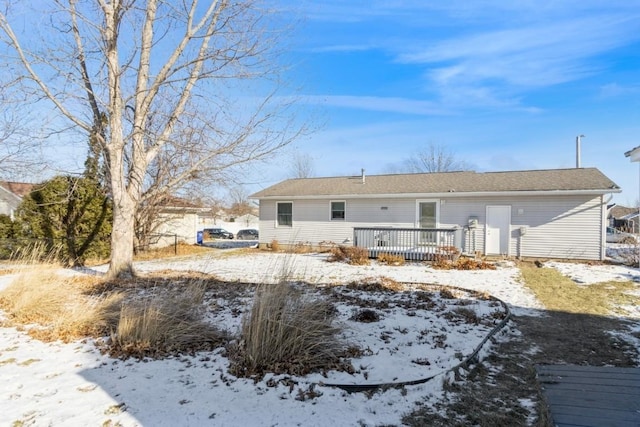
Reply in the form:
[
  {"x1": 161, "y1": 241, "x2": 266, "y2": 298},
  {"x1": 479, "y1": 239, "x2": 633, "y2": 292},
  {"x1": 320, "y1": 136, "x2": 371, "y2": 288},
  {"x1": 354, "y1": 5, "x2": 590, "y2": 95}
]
[
  {"x1": 0, "y1": 85, "x2": 44, "y2": 180},
  {"x1": 289, "y1": 150, "x2": 315, "y2": 178},
  {"x1": 404, "y1": 143, "x2": 473, "y2": 173},
  {"x1": 227, "y1": 185, "x2": 254, "y2": 218},
  {"x1": 0, "y1": 1, "x2": 302, "y2": 278}
]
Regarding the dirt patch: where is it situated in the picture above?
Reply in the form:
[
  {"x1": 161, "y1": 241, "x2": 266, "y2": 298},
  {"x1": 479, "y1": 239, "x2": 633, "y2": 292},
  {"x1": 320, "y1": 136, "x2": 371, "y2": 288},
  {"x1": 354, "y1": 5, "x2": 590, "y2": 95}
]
[{"x1": 404, "y1": 310, "x2": 639, "y2": 426}]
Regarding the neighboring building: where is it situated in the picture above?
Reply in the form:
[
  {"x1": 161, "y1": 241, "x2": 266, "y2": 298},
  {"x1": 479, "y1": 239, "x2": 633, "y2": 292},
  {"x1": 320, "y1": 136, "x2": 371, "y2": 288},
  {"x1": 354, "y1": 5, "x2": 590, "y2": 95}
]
[
  {"x1": 149, "y1": 196, "x2": 210, "y2": 248},
  {"x1": 251, "y1": 168, "x2": 620, "y2": 261},
  {"x1": 0, "y1": 181, "x2": 34, "y2": 220},
  {"x1": 230, "y1": 213, "x2": 259, "y2": 229},
  {"x1": 608, "y1": 205, "x2": 639, "y2": 233}
]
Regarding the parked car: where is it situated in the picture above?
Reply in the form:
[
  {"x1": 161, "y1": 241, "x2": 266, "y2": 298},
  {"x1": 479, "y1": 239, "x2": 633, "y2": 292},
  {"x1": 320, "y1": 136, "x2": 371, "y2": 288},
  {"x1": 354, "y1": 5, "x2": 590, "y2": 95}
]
[
  {"x1": 203, "y1": 228, "x2": 234, "y2": 239},
  {"x1": 606, "y1": 227, "x2": 637, "y2": 244},
  {"x1": 236, "y1": 228, "x2": 259, "y2": 240}
]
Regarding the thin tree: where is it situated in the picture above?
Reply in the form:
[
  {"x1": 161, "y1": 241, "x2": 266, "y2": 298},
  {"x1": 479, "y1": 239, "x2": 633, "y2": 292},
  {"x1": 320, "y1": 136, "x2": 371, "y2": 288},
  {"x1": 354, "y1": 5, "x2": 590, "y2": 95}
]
[
  {"x1": 404, "y1": 143, "x2": 473, "y2": 173},
  {"x1": 289, "y1": 151, "x2": 315, "y2": 178},
  {"x1": 0, "y1": 1, "x2": 302, "y2": 278},
  {"x1": 227, "y1": 185, "x2": 254, "y2": 218},
  {"x1": 0, "y1": 84, "x2": 43, "y2": 180}
]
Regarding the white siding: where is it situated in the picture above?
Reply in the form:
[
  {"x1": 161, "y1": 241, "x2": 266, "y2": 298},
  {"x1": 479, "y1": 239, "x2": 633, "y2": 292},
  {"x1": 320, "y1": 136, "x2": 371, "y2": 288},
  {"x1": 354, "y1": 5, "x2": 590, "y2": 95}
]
[
  {"x1": 438, "y1": 195, "x2": 604, "y2": 260},
  {"x1": 259, "y1": 194, "x2": 606, "y2": 260},
  {"x1": 152, "y1": 212, "x2": 200, "y2": 248},
  {"x1": 259, "y1": 198, "x2": 417, "y2": 246}
]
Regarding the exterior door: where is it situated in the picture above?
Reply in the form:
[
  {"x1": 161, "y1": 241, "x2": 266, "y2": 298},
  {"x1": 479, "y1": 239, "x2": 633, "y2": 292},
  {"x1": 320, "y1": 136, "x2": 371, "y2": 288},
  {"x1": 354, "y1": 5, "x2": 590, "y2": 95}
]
[
  {"x1": 486, "y1": 205, "x2": 511, "y2": 255},
  {"x1": 417, "y1": 200, "x2": 438, "y2": 244}
]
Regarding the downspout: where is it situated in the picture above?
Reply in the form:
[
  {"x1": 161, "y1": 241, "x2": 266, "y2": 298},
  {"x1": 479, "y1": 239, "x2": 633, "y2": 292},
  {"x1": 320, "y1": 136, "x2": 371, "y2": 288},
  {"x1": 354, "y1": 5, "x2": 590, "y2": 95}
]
[{"x1": 601, "y1": 194, "x2": 613, "y2": 261}]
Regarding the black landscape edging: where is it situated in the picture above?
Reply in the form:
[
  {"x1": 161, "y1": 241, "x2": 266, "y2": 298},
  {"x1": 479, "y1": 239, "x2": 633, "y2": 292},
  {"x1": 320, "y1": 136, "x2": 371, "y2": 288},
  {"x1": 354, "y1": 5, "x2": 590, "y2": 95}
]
[{"x1": 320, "y1": 283, "x2": 512, "y2": 393}]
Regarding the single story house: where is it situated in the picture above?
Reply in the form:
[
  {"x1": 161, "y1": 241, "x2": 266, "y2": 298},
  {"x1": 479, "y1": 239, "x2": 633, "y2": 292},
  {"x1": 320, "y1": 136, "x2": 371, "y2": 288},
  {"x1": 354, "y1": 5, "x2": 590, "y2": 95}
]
[
  {"x1": 608, "y1": 205, "x2": 639, "y2": 233},
  {"x1": 148, "y1": 196, "x2": 210, "y2": 248},
  {"x1": 0, "y1": 181, "x2": 34, "y2": 220},
  {"x1": 250, "y1": 168, "x2": 620, "y2": 261}
]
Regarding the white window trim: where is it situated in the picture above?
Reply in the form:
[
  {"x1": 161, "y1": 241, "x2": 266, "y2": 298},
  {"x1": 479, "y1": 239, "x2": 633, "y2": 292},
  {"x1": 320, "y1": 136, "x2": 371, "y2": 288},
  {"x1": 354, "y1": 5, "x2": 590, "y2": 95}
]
[
  {"x1": 276, "y1": 201, "x2": 293, "y2": 228},
  {"x1": 330, "y1": 200, "x2": 346, "y2": 221},
  {"x1": 415, "y1": 199, "x2": 440, "y2": 228}
]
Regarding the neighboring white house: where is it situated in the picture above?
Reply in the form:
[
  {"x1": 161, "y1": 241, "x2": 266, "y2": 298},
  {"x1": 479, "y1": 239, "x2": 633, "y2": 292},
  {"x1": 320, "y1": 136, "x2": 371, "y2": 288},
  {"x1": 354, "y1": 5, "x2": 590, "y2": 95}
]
[
  {"x1": 0, "y1": 181, "x2": 34, "y2": 220},
  {"x1": 149, "y1": 200, "x2": 259, "y2": 248},
  {"x1": 150, "y1": 197, "x2": 211, "y2": 248},
  {"x1": 250, "y1": 168, "x2": 621, "y2": 261}
]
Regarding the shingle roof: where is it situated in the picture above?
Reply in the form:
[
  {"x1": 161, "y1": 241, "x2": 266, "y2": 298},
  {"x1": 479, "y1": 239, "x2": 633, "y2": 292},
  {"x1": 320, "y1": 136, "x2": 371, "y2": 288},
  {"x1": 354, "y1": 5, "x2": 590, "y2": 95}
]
[
  {"x1": 0, "y1": 181, "x2": 34, "y2": 198},
  {"x1": 609, "y1": 205, "x2": 637, "y2": 219},
  {"x1": 251, "y1": 168, "x2": 620, "y2": 199}
]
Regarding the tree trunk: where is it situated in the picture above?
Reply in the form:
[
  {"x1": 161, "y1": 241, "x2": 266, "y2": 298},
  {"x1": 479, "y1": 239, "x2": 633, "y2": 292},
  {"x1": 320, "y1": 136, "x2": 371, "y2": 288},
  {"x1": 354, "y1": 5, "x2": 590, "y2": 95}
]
[{"x1": 108, "y1": 191, "x2": 136, "y2": 279}]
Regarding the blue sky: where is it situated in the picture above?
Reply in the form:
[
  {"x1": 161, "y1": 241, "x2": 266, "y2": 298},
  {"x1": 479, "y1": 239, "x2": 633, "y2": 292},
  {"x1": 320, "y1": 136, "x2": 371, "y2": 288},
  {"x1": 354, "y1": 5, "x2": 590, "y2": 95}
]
[{"x1": 258, "y1": 0, "x2": 640, "y2": 205}]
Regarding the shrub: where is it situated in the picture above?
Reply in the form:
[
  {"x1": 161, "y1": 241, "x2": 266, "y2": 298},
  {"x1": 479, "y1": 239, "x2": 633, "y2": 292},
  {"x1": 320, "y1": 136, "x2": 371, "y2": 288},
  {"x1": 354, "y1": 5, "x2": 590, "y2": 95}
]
[
  {"x1": 229, "y1": 283, "x2": 348, "y2": 378},
  {"x1": 376, "y1": 252, "x2": 405, "y2": 266},
  {"x1": 16, "y1": 175, "x2": 112, "y2": 266},
  {"x1": 328, "y1": 245, "x2": 370, "y2": 265}
]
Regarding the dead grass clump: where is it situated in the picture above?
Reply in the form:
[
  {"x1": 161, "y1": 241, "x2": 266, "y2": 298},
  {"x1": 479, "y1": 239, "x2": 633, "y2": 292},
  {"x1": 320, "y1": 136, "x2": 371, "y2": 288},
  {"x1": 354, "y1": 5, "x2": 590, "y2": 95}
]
[
  {"x1": 439, "y1": 287, "x2": 469, "y2": 299},
  {"x1": 290, "y1": 242, "x2": 314, "y2": 254},
  {"x1": 0, "y1": 268, "x2": 122, "y2": 342},
  {"x1": 328, "y1": 245, "x2": 370, "y2": 265},
  {"x1": 133, "y1": 243, "x2": 212, "y2": 261},
  {"x1": 433, "y1": 256, "x2": 496, "y2": 270},
  {"x1": 108, "y1": 283, "x2": 225, "y2": 359},
  {"x1": 229, "y1": 283, "x2": 349, "y2": 378},
  {"x1": 350, "y1": 309, "x2": 381, "y2": 323},
  {"x1": 9, "y1": 241, "x2": 63, "y2": 266},
  {"x1": 445, "y1": 307, "x2": 480, "y2": 325},
  {"x1": 376, "y1": 252, "x2": 405, "y2": 266},
  {"x1": 347, "y1": 276, "x2": 403, "y2": 292}
]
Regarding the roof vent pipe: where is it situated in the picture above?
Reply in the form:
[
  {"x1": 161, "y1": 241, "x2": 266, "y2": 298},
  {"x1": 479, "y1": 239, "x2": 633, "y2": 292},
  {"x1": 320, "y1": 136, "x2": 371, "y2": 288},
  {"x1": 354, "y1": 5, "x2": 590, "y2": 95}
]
[
  {"x1": 361, "y1": 168, "x2": 366, "y2": 184},
  {"x1": 576, "y1": 134, "x2": 585, "y2": 168}
]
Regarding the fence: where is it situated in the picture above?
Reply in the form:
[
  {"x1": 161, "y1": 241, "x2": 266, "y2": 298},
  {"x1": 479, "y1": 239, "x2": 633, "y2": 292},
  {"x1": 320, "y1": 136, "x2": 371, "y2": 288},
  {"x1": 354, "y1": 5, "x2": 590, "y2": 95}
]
[{"x1": 353, "y1": 227, "x2": 461, "y2": 261}]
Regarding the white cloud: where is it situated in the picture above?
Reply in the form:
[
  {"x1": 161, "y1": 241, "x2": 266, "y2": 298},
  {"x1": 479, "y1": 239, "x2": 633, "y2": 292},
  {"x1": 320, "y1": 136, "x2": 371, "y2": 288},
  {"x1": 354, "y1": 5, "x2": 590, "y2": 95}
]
[
  {"x1": 600, "y1": 83, "x2": 640, "y2": 98},
  {"x1": 300, "y1": 95, "x2": 447, "y2": 116},
  {"x1": 399, "y1": 14, "x2": 640, "y2": 89}
]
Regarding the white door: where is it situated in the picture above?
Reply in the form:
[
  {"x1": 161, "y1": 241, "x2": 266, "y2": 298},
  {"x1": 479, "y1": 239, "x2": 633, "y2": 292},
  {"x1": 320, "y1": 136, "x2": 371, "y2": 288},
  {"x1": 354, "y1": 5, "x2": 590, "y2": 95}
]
[{"x1": 485, "y1": 206, "x2": 511, "y2": 255}]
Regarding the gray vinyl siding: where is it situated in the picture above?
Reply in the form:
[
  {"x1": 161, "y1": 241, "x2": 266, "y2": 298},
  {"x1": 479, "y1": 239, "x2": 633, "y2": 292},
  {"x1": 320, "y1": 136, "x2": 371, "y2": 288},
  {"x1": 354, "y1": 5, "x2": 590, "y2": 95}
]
[{"x1": 259, "y1": 194, "x2": 606, "y2": 260}]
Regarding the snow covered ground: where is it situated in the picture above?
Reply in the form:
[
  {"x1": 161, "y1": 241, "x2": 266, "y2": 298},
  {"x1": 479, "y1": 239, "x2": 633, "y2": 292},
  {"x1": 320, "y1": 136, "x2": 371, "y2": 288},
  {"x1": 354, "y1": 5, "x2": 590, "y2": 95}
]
[{"x1": 1, "y1": 250, "x2": 639, "y2": 426}]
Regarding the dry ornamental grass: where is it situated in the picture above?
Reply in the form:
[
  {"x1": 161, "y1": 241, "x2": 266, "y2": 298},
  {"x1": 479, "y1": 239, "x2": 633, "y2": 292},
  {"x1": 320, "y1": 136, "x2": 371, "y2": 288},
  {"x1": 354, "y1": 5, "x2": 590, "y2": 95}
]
[
  {"x1": 229, "y1": 282, "x2": 351, "y2": 378},
  {"x1": 0, "y1": 267, "x2": 122, "y2": 342}
]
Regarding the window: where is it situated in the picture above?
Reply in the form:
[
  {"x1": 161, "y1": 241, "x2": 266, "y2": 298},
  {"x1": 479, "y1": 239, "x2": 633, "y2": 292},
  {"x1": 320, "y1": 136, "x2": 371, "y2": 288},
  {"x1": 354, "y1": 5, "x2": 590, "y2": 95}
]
[
  {"x1": 331, "y1": 201, "x2": 345, "y2": 220},
  {"x1": 277, "y1": 202, "x2": 292, "y2": 227},
  {"x1": 418, "y1": 201, "x2": 437, "y2": 228}
]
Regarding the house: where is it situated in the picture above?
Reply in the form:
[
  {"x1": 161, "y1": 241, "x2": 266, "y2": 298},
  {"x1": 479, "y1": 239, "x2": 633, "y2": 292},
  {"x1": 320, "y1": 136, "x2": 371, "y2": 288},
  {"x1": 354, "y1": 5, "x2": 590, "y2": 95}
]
[
  {"x1": 608, "y1": 205, "x2": 639, "y2": 233},
  {"x1": 0, "y1": 181, "x2": 34, "y2": 220},
  {"x1": 250, "y1": 168, "x2": 620, "y2": 261},
  {"x1": 147, "y1": 196, "x2": 210, "y2": 248}
]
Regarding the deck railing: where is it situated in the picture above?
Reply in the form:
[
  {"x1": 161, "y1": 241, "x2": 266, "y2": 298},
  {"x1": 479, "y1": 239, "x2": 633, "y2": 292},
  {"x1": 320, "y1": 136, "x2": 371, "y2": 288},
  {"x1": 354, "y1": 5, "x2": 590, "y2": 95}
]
[{"x1": 353, "y1": 227, "x2": 460, "y2": 261}]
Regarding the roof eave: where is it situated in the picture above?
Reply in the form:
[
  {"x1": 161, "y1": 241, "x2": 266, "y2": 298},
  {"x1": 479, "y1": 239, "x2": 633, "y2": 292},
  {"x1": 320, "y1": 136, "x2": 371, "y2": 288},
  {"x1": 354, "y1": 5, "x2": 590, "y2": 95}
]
[{"x1": 252, "y1": 188, "x2": 621, "y2": 200}]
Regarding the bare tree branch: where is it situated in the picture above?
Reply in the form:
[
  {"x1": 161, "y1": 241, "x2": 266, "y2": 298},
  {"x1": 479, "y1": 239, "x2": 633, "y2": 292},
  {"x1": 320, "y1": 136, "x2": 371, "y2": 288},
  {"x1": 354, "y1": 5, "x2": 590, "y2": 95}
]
[
  {"x1": 0, "y1": 1, "x2": 305, "y2": 277},
  {"x1": 404, "y1": 143, "x2": 473, "y2": 173}
]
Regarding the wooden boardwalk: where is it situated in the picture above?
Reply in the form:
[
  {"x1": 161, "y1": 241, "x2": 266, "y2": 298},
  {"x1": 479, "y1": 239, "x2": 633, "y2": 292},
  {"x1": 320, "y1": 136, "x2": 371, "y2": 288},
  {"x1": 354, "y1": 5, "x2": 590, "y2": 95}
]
[{"x1": 536, "y1": 364, "x2": 640, "y2": 427}]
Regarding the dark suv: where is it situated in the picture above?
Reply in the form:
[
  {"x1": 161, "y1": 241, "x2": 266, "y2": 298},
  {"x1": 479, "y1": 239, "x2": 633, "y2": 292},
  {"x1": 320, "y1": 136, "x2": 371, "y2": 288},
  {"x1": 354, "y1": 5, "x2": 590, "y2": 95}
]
[
  {"x1": 203, "y1": 228, "x2": 234, "y2": 239},
  {"x1": 236, "y1": 228, "x2": 259, "y2": 240}
]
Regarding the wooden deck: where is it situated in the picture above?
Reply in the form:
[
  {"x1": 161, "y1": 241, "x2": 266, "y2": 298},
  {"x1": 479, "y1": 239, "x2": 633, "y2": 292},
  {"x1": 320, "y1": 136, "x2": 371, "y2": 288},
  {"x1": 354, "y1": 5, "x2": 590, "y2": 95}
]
[{"x1": 536, "y1": 364, "x2": 640, "y2": 427}]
